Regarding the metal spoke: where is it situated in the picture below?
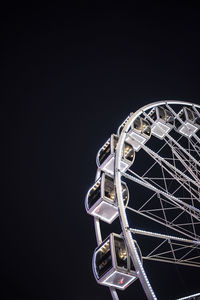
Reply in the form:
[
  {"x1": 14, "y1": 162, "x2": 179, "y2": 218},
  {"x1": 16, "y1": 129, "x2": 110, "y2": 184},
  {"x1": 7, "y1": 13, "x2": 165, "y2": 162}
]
[{"x1": 87, "y1": 100, "x2": 200, "y2": 300}]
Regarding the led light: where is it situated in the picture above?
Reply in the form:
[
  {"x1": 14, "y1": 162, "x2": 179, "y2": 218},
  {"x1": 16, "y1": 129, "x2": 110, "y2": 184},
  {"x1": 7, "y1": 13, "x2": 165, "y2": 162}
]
[
  {"x1": 103, "y1": 156, "x2": 115, "y2": 175},
  {"x1": 119, "y1": 161, "x2": 129, "y2": 172},
  {"x1": 178, "y1": 122, "x2": 198, "y2": 137},
  {"x1": 177, "y1": 292, "x2": 200, "y2": 300},
  {"x1": 151, "y1": 121, "x2": 171, "y2": 139},
  {"x1": 103, "y1": 271, "x2": 136, "y2": 290},
  {"x1": 86, "y1": 173, "x2": 129, "y2": 224},
  {"x1": 126, "y1": 131, "x2": 147, "y2": 151},
  {"x1": 92, "y1": 201, "x2": 118, "y2": 224},
  {"x1": 92, "y1": 233, "x2": 137, "y2": 290},
  {"x1": 95, "y1": 205, "x2": 101, "y2": 213},
  {"x1": 96, "y1": 134, "x2": 134, "y2": 174},
  {"x1": 130, "y1": 228, "x2": 200, "y2": 244},
  {"x1": 148, "y1": 106, "x2": 174, "y2": 140}
]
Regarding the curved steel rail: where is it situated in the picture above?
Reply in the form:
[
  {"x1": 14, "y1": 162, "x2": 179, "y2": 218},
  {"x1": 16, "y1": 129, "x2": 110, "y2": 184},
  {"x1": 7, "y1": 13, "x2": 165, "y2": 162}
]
[
  {"x1": 92, "y1": 100, "x2": 200, "y2": 300},
  {"x1": 115, "y1": 100, "x2": 200, "y2": 299}
]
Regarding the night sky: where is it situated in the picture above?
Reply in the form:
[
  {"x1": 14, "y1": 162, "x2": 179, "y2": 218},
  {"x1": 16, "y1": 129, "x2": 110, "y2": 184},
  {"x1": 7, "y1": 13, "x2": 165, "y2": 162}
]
[{"x1": 1, "y1": 3, "x2": 200, "y2": 300}]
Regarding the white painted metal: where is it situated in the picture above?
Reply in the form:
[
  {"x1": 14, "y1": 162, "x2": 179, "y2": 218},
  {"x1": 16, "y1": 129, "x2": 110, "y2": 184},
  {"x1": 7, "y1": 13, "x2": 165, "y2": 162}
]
[
  {"x1": 177, "y1": 292, "x2": 200, "y2": 300},
  {"x1": 115, "y1": 100, "x2": 200, "y2": 299},
  {"x1": 88, "y1": 100, "x2": 200, "y2": 300},
  {"x1": 94, "y1": 168, "x2": 119, "y2": 299}
]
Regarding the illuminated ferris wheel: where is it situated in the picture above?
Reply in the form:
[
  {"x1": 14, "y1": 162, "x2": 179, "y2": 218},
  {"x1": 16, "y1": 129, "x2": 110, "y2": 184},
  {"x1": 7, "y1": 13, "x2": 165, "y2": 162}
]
[{"x1": 85, "y1": 101, "x2": 200, "y2": 300}]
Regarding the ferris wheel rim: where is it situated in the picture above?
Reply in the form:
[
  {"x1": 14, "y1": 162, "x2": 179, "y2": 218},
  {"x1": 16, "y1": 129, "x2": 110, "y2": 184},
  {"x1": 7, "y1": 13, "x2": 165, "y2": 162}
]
[
  {"x1": 90, "y1": 99, "x2": 200, "y2": 300},
  {"x1": 115, "y1": 100, "x2": 200, "y2": 300}
]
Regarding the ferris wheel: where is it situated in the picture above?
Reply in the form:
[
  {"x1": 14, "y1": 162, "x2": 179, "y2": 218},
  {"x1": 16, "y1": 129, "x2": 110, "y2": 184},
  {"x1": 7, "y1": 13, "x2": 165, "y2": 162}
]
[{"x1": 85, "y1": 100, "x2": 200, "y2": 300}]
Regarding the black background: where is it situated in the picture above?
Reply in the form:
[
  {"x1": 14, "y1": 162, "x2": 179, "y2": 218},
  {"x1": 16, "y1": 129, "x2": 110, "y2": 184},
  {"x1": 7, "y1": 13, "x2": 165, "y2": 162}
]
[{"x1": 1, "y1": 2, "x2": 200, "y2": 300}]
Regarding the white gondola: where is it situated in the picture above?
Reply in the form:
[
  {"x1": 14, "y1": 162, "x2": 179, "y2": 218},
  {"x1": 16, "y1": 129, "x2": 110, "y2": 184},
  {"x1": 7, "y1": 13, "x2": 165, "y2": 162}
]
[
  {"x1": 176, "y1": 107, "x2": 200, "y2": 137},
  {"x1": 92, "y1": 233, "x2": 138, "y2": 290},
  {"x1": 150, "y1": 106, "x2": 175, "y2": 139},
  {"x1": 96, "y1": 134, "x2": 134, "y2": 175},
  {"x1": 85, "y1": 173, "x2": 129, "y2": 224},
  {"x1": 86, "y1": 101, "x2": 200, "y2": 300},
  {"x1": 125, "y1": 117, "x2": 151, "y2": 151}
]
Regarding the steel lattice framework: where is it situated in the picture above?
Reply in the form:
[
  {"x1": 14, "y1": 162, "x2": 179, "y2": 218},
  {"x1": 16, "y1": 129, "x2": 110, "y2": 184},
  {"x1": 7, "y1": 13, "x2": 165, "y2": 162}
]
[{"x1": 85, "y1": 100, "x2": 200, "y2": 300}]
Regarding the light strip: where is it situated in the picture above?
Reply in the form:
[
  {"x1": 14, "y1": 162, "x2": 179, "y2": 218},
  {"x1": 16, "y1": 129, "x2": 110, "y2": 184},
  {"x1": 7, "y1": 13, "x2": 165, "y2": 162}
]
[
  {"x1": 102, "y1": 271, "x2": 136, "y2": 290},
  {"x1": 177, "y1": 292, "x2": 200, "y2": 300},
  {"x1": 129, "y1": 228, "x2": 200, "y2": 244}
]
